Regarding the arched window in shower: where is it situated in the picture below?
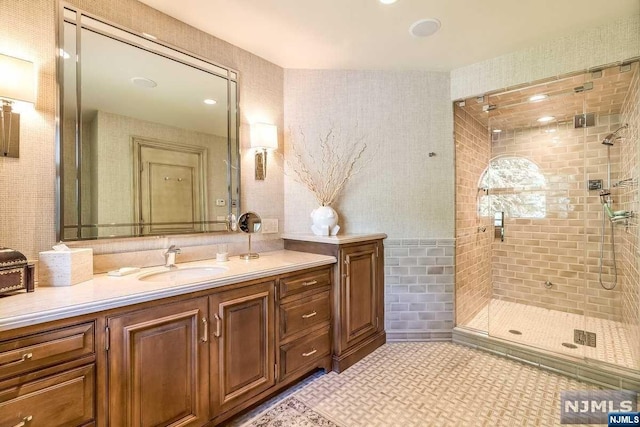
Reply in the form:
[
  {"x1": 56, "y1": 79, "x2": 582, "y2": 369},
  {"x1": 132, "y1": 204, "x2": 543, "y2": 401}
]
[{"x1": 478, "y1": 156, "x2": 546, "y2": 218}]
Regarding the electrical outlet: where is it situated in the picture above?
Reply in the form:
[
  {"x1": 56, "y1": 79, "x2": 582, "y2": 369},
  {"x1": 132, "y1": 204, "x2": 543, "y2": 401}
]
[
  {"x1": 261, "y1": 218, "x2": 278, "y2": 234},
  {"x1": 216, "y1": 199, "x2": 226, "y2": 207}
]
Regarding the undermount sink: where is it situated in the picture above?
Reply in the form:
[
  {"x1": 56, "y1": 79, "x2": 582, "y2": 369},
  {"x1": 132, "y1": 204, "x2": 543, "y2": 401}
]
[{"x1": 138, "y1": 266, "x2": 227, "y2": 283}]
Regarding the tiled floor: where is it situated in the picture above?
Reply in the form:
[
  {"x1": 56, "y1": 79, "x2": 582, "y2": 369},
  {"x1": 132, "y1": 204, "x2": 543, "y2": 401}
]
[
  {"x1": 466, "y1": 299, "x2": 638, "y2": 370},
  {"x1": 232, "y1": 342, "x2": 618, "y2": 427}
]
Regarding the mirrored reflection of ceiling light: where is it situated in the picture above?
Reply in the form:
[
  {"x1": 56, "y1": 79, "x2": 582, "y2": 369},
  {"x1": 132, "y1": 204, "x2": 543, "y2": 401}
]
[
  {"x1": 529, "y1": 94, "x2": 548, "y2": 102},
  {"x1": 204, "y1": 99, "x2": 217, "y2": 105},
  {"x1": 537, "y1": 116, "x2": 555, "y2": 123},
  {"x1": 409, "y1": 18, "x2": 441, "y2": 38},
  {"x1": 492, "y1": 129, "x2": 502, "y2": 133},
  {"x1": 130, "y1": 77, "x2": 157, "y2": 88},
  {"x1": 58, "y1": 49, "x2": 70, "y2": 59},
  {"x1": 379, "y1": 0, "x2": 397, "y2": 4},
  {"x1": 141, "y1": 32, "x2": 157, "y2": 40}
]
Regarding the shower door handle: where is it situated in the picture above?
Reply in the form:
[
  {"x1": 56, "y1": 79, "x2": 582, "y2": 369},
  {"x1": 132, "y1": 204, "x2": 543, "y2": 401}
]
[{"x1": 494, "y1": 211, "x2": 504, "y2": 242}]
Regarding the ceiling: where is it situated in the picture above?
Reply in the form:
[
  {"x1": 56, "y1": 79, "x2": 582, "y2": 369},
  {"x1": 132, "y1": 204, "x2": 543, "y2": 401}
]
[{"x1": 138, "y1": 0, "x2": 638, "y2": 71}]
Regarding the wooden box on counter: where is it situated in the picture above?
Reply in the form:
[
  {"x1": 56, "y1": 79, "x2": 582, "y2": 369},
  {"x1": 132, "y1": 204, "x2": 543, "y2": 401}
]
[{"x1": 0, "y1": 248, "x2": 34, "y2": 295}]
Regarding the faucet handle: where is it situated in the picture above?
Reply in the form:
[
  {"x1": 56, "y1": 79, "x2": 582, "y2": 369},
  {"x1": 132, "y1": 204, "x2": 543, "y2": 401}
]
[{"x1": 165, "y1": 245, "x2": 181, "y2": 254}]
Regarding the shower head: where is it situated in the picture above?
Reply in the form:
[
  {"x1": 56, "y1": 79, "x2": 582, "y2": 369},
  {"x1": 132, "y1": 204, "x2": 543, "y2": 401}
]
[{"x1": 602, "y1": 123, "x2": 629, "y2": 145}]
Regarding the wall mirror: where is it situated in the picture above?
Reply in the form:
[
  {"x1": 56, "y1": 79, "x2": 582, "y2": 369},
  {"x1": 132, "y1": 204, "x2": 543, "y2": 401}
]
[{"x1": 57, "y1": 4, "x2": 240, "y2": 240}]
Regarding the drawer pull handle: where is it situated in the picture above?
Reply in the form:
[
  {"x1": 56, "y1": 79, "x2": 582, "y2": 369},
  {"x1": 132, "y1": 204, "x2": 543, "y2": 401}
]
[
  {"x1": 0, "y1": 352, "x2": 33, "y2": 368},
  {"x1": 301, "y1": 311, "x2": 317, "y2": 319},
  {"x1": 302, "y1": 280, "x2": 318, "y2": 287},
  {"x1": 13, "y1": 415, "x2": 33, "y2": 427},
  {"x1": 302, "y1": 349, "x2": 317, "y2": 357},
  {"x1": 213, "y1": 314, "x2": 222, "y2": 338},
  {"x1": 201, "y1": 317, "x2": 208, "y2": 343}
]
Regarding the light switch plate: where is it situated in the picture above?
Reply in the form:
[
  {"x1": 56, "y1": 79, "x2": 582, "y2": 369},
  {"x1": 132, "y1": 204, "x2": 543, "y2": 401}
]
[{"x1": 261, "y1": 218, "x2": 278, "y2": 234}]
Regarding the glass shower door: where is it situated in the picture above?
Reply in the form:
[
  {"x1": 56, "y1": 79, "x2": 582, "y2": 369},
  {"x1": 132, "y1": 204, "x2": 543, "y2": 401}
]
[{"x1": 485, "y1": 72, "x2": 589, "y2": 360}]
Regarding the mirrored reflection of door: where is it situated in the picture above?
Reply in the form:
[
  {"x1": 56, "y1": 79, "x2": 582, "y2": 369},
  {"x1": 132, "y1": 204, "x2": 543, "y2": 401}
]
[{"x1": 135, "y1": 140, "x2": 207, "y2": 235}]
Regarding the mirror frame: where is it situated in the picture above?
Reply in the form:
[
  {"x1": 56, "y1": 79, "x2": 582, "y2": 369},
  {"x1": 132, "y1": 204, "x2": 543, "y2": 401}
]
[{"x1": 55, "y1": 2, "x2": 241, "y2": 241}]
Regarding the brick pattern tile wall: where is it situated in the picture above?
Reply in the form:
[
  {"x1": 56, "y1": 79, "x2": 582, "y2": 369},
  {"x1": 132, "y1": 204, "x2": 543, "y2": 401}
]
[
  {"x1": 618, "y1": 64, "x2": 640, "y2": 365},
  {"x1": 490, "y1": 115, "x2": 624, "y2": 321},
  {"x1": 384, "y1": 238, "x2": 455, "y2": 341},
  {"x1": 454, "y1": 105, "x2": 492, "y2": 327}
]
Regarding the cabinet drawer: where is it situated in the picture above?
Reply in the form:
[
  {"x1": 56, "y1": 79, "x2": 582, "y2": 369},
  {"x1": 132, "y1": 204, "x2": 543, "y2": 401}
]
[
  {"x1": 279, "y1": 327, "x2": 330, "y2": 379},
  {"x1": 280, "y1": 291, "x2": 330, "y2": 340},
  {"x1": 0, "y1": 364, "x2": 95, "y2": 427},
  {"x1": 0, "y1": 323, "x2": 94, "y2": 380},
  {"x1": 279, "y1": 269, "x2": 330, "y2": 299}
]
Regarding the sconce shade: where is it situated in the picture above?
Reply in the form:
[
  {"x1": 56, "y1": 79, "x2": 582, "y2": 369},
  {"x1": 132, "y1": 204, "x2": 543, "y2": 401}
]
[
  {"x1": 0, "y1": 54, "x2": 35, "y2": 104},
  {"x1": 250, "y1": 123, "x2": 278, "y2": 150}
]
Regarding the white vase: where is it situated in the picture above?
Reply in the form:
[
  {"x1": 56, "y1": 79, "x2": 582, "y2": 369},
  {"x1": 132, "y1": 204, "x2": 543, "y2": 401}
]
[{"x1": 311, "y1": 206, "x2": 340, "y2": 236}]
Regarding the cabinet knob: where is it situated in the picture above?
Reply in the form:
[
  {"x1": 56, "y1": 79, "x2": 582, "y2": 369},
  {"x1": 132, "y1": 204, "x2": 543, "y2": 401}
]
[
  {"x1": 201, "y1": 317, "x2": 208, "y2": 343},
  {"x1": 301, "y1": 349, "x2": 317, "y2": 357},
  {"x1": 13, "y1": 415, "x2": 33, "y2": 427},
  {"x1": 0, "y1": 352, "x2": 33, "y2": 368},
  {"x1": 213, "y1": 313, "x2": 222, "y2": 338}
]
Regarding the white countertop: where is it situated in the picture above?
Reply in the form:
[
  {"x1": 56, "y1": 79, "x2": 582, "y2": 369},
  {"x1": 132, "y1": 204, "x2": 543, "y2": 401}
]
[
  {"x1": 0, "y1": 250, "x2": 336, "y2": 332},
  {"x1": 281, "y1": 233, "x2": 387, "y2": 245}
]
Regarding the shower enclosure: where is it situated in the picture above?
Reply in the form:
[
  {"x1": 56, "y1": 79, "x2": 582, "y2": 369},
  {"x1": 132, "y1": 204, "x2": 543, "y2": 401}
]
[{"x1": 454, "y1": 61, "x2": 640, "y2": 375}]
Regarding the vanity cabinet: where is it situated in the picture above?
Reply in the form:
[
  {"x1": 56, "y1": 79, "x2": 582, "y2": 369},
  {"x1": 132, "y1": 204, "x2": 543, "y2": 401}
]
[
  {"x1": 209, "y1": 280, "x2": 275, "y2": 418},
  {"x1": 0, "y1": 259, "x2": 341, "y2": 427},
  {"x1": 0, "y1": 322, "x2": 96, "y2": 427},
  {"x1": 283, "y1": 237, "x2": 386, "y2": 372},
  {"x1": 106, "y1": 297, "x2": 209, "y2": 427},
  {"x1": 277, "y1": 269, "x2": 332, "y2": 380}
]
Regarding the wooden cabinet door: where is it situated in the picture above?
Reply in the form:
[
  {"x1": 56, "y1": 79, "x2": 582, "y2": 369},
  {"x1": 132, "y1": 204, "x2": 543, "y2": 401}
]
[
  {"x1": 107, "y1": 297, "x2": 209, "y2": 427},
  {"x1": 209, "y1": 281, "x2": 275, "y2": 416},
  {"x1": 340, "y1": 243, "x2": 379, "y2": 350}
]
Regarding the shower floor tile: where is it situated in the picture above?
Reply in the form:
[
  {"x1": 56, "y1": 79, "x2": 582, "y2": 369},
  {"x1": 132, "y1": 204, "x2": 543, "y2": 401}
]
[
  {"x1": 466, "y1": 299, "x2": 639, "y2": 370},
  {"x1": 232, "y1": 342, "x2": 619, "y2": 427}
]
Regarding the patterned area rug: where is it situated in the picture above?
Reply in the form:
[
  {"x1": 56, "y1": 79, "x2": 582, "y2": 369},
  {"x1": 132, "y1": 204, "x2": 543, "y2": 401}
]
[{"x1": 242, "y1": 396, "x2": 341, "y2": 427}]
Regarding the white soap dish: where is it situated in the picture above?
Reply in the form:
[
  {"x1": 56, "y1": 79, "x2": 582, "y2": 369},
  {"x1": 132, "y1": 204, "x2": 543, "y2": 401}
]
[{"x1": 108, "y1": 267, "x2": 141, "y2": 277}]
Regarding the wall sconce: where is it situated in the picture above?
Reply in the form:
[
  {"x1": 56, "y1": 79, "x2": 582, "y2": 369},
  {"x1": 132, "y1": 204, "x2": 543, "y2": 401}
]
[
  {"x1": 250, "y1": 122, "x2": 278, "y2": 180},
  {"x1": 0, "y1": 53, "x2": 35, "y2": 158}
]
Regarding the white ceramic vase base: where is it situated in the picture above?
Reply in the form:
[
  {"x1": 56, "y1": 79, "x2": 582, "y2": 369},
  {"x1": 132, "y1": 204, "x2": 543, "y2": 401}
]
[{"x1": 311, "y1": 206, "x2": 340, "y2": 236}]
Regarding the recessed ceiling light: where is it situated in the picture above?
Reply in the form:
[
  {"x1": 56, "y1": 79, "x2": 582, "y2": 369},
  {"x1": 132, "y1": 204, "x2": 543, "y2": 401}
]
[
  {"x1": 537, "y1": 116, "x2": 555, "y2": 123},
  {"x1": 492, "y1": 129, "x2": 502, "y2": 133},
  {"x1": 204, "y1": 99, "x2": 217, "y2": 105},
  {"x1": 141, "y1": 32, "x2": 157, "y2": 40},
  {"x1": 130, "y1": 77, "x2": 157, "y2": 88},
  {"x1": 379, "y1": 0, "x2": 397, "y2": 4},
  {"x1": 529, "y1": 94, "x2": 548, "y2": 102},
  {"x1": 409, "y1": 18, "x2": 441, "y2": 38}
]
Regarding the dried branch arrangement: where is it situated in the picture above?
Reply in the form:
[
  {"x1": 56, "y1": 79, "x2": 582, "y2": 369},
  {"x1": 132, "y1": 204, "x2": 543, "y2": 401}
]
[{"x1": 286, "y1": 127, "x2": 369, "y2": 206}]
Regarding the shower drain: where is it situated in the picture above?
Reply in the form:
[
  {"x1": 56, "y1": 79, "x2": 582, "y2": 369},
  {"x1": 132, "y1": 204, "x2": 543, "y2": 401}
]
[
  {"x1": 562, "y1": 343, "x2": 578, "y2": 349},
  {"x1": 508, "y1": 329, "x2": 522, "y2": 335}
]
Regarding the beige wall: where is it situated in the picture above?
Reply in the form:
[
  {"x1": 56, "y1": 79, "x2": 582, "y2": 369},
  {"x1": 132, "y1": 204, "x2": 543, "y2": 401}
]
[
  {"x1": 283, "y1": 69, "x2": 454, "y2": 239},
  {"x1": 454, "y1": 105, "x2": 492, "y2": 328},
  {"x1": 450, "y1": 14, "x2": 640, "y2": 100},
  {"x1": 0, "y1": 0, "x2": 284, "y2": 259}
]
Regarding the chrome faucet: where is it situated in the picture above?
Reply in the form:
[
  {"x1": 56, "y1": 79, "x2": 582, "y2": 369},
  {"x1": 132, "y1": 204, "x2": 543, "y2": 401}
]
[{"x1": 164, "y1": 245, "x2": 181, "y2": 268}]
